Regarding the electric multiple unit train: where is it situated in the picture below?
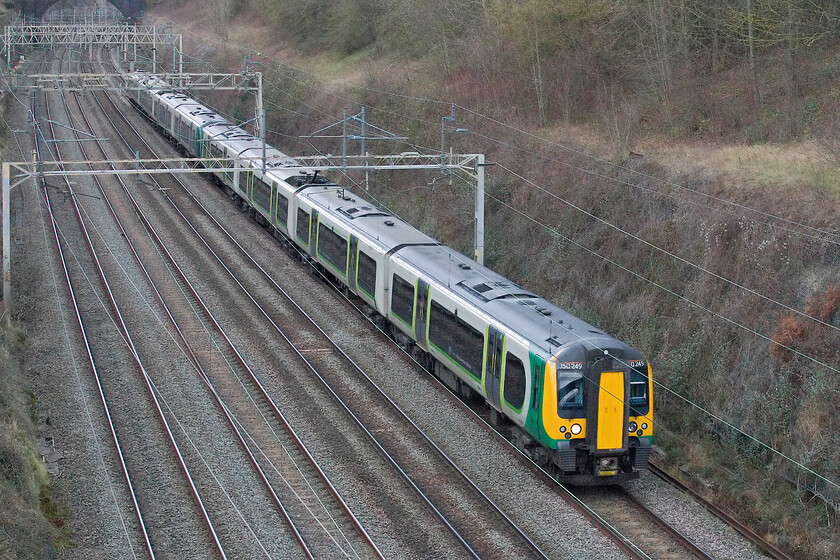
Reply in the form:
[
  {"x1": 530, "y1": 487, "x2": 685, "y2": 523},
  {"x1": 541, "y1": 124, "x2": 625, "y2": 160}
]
[{"x1": 125, "y1": 72, "x2": 653, "y2": 484}]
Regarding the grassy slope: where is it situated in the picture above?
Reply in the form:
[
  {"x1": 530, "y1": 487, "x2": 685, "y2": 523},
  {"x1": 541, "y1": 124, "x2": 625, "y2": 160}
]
[
  {"x1": 0, "y1": 325, "x2": 63, "y2": 558},
  {"x1": 150, "y1": 3, "x2": 840, "y2": 558},
  {"x1": 0, "y1": 5, "x2": 66, "y2": 552}
]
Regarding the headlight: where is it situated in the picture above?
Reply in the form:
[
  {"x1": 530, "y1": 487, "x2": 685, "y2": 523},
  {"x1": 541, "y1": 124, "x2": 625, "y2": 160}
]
[
  {"x1": 570, "y1": 423, "x2": 582, "y2": 435},
  {"x1": 642, "y1": 423, "x2": 648, "y2": 430},
  {"x1": 559, "y1": 426, "x2": 566, "y2": 433},
  {"x1": 628, "y1": 421, "x2": 638, "y2": 433}
]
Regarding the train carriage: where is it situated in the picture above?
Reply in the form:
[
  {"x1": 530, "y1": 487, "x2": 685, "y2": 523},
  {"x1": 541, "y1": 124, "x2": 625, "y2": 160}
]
[{"x1": 124, "y1": 72, "x2": 653, "y2": 484}]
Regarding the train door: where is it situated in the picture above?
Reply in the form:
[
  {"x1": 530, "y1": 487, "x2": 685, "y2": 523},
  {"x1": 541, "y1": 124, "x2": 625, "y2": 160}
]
[
  {"x1": 596, "y1": 371, "x2": 627, "y2": 450},
  {"x1": 310, "y1": 209, "x2": 319, "y2": 256},
  {"x1": 485, "y1": 326, "x2": 504, "y2": 410},
  {"x1": 415, "y1": 279, "x2": 430, "y2": 348},
  {"x1": 348, "y1": 235, "x2": 358, "y2": 291},
  {"x1": 586, "y1": 359, "x2": 629, "y2": 452}
]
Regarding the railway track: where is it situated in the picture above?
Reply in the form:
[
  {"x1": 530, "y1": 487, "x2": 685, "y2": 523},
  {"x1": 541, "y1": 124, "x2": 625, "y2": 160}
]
[
  {"x1": 61, "y1": 51, "x2": 385, "y2": 559},
  {"x1": 648, "y1": 463, "x2": 795, "y2": 560},
  {"x1": 571, "y1": 485, "x2": 712, "y2": 559},
  {"x1": 19, "y1": 41, "x2": 782, "y2": 559},
  {"x1": 82, "y1": 50, "x2": 553, "y2": 560},
  {"x1": 35, "y1": 48, "x2": 224, "y2": 558}
]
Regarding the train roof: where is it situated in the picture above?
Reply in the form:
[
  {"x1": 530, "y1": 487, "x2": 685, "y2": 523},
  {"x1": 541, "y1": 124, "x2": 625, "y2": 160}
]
[
  {"x1": 301, "y1": 186, "x2": 631, "y2": 356},
  {"x1": 395, "y1": 244, "x2": 631, "y2": 356},
  {"x1": 301, "y1": 188, "x2": 435, "y2": 252}
]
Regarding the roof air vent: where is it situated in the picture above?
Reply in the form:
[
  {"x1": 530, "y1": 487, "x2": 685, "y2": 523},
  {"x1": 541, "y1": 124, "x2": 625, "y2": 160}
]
[
  {"x1": 384, "y1": 220, "x2": 395, "y2": 226},
  {"x1": 458, "y1": 263, "x2": 471, "y2": 270}
]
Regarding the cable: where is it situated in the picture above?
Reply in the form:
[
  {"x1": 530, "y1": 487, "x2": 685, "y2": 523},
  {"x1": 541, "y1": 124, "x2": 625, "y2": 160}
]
[
  {"x1": 494, "y1": 162, "x2": 840, "y2": 334},
  {"x1": 463, "y1": 126, "x2": 840, "y2": 248},
  {"x1": 451, "y1": 107, "x2": 840, "y2": 243},
  {"x1": 134, "y1": 23, "x2": 840, "y2": 494},
  {"x1": 157, "y1": 15, "x2": 840, "y2": 247},
  {"x1": 444, "y1": 172, "x2": 840, "y2": 492}
]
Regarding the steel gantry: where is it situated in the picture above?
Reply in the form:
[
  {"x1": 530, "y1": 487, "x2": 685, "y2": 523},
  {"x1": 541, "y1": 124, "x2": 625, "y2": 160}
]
[
  {"x1": 9, "y1": 71, "x2": 267, "y2": 164},
  {"x1": 2, "y1": 23, "x2": 183, "y2": 73},
  {"x1": 1, "y1": 151, "x2": 486, "y2": 309},
  {"x1": 8, "y1": 72, "x2": 263, "y2": 94},
  {"x1": 26, "y1": 4, "x2": 124, "y2": 25}
]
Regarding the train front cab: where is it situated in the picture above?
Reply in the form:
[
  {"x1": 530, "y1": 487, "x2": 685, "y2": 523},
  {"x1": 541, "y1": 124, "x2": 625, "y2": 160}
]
[{"x1": 542, "y1": 345, "x2": 653, "y2": 485}]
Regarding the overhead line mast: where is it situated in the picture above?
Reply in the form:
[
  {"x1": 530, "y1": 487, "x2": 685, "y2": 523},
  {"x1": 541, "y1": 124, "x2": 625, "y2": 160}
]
[
  {"x1": 0, "y1": 35, "x2": 485, "y2": 314},
  {"x1": 2, "y1": 21, "x2": 182, "y2": 73},
  {"x1": 301, "y1": 106, "x2": 487, "y2": 265}
]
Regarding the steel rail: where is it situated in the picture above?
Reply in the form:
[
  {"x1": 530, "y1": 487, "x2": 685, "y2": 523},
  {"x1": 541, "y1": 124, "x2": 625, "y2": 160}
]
[
  {"x1": 80, "y1": 53, "x2": 379, "y2": 560},
  {"x1": 47, "y1": 48, "x2": 228, "y2": 559},
  {"x1": 93, "y1": 56, "x2": 481, "y2": 559},
  {"x1": 31, "y1": 51, "x2": 155, "y2": 560},
  {"x1": 71, "y1": 109, "x2": 314, "y2": 560},
  {"x1": 616, "y1": 489, "x2": 713, "y2": 559},
  {"x1": 61, "y1": 62, "x2": 308, "y2": 560},
  {"x1": 101, "y1": 75, "x2": 547, "y2": 558},
  {"x1": 94, "y1": 55, "x2": 550, "y2": 560},
  {"x1": 649, "y1": 462, "x2": 796, "y2": 560}
]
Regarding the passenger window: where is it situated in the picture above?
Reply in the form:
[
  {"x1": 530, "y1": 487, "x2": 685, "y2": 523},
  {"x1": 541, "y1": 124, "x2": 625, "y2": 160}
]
[
  {"x1": 503, "y1": 353, "x2": 526, "y2": 410},
  {"x1": 428, "y1": 300, "x2": 484, "y2": 379},
  {"x1": 296, "y1": 209, "x2": 310, "y2": 245},
  {"x1": 253, "y1": 177, "x2": 271, "y2": 210},
  {"x1": 357, "y1": 252, "x2": 377, "y2": 297},
  {"x1": 317, "y1": 223, "x2": 348, "y2": 274},
  {"x1": 391, "y1": 275, "x2": 415, "y2": 325},
  {"x1": 276, "y1": 194, "x2": 289, "y2": 226}
]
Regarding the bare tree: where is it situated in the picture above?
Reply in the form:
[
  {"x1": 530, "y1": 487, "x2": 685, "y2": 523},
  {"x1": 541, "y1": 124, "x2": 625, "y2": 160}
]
[{"x1": 207, "y1": 0, "x2": 236, "y2": 39}]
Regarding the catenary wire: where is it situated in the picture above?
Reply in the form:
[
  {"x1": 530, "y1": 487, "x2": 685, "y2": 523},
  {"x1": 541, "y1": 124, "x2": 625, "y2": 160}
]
[
  {"x1": 81, "y1": 21, "x2": 840, "y2": 502},
  {"x1": 494, "y1": 162, "x2": 840, "y2": 334},
  {"x1": 160, "y1": 20, "x2": 840, "y2": 248}
]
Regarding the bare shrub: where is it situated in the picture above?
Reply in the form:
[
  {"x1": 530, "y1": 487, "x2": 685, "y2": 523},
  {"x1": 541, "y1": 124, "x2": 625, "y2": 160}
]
[
  {"x1": 597, "y1": 83, "x2": 639, "y2": 162},
  {"x1": 770, "y1": 285, "x2": 840, "y2": 362}
]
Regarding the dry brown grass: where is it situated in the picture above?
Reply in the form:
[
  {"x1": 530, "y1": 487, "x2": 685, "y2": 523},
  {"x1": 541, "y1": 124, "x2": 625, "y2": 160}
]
[
  {"x1": 805, "y1": 285, "x2": 840, "y2": 323},
  {"x1": 771, "y1": 285, "x2": 840, "y2": 362},
  {"x1": 640, "y1": 140, "x2": 840, "y2": 195}
]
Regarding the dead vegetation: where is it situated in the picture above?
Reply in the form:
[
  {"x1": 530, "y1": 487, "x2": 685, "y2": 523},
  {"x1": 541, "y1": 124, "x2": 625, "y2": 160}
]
[{"x1": 133, "y1": 1, "x2": 840, "y2": 557}]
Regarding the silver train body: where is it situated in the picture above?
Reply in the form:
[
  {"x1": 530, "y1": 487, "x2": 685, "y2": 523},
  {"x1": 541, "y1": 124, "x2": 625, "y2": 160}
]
[{"x1": 123, "y1": 72, "x2": 653, "y2": 484}]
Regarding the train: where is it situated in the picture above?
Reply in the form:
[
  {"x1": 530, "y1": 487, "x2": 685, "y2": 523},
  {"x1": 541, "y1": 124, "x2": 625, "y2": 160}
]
[{"x1": 123, "y1": 72, "x2": 653, "y2": 485}]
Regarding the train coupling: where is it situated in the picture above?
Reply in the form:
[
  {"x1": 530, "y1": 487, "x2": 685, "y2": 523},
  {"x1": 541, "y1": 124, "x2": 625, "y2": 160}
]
[{"x1": 596, "y1": 456, "x2": 619, "y2": 476}]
